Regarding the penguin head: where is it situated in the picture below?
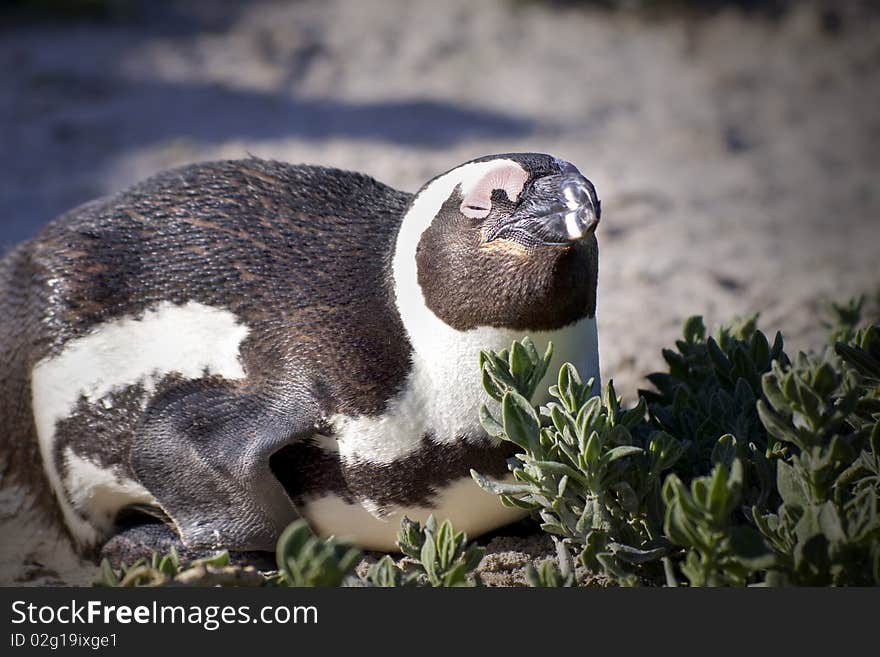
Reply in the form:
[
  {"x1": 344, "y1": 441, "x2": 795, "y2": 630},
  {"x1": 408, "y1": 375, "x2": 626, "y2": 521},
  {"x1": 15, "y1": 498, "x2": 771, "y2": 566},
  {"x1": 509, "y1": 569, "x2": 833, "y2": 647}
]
[{"x1": 397, "y1": 153, "x2": 601, "y2": 332}]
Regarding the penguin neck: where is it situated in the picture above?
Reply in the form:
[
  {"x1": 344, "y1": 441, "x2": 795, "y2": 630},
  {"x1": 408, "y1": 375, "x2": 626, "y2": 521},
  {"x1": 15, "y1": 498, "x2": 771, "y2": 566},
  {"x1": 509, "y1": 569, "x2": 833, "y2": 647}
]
[
  {"x1": 392, "y1": 267, "x2": 600, "y2": 451},
  {"x1": 391, "y1": 162, "x2": 519, "y2": 441}
]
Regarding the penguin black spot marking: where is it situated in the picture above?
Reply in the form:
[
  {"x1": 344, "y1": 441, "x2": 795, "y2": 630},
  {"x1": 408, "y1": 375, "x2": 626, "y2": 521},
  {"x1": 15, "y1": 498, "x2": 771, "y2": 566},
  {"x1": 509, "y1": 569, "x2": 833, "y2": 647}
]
[{"x1": 0, "y1": 154, "x2": 602, "y2": 553}]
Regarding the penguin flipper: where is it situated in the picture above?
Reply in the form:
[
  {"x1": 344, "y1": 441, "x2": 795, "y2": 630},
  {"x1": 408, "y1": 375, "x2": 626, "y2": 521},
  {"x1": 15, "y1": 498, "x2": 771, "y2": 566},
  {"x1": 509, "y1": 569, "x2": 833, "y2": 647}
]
[{"x1": 131, "y1": 379, "x2": 315, "y2": 552}]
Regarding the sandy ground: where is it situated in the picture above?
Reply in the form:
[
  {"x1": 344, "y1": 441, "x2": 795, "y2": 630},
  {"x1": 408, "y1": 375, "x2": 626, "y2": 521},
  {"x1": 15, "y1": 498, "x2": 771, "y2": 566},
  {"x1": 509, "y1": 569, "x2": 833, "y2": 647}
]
[{"x1": 1, "y1": 0, "x2": 878, "y2": 586}]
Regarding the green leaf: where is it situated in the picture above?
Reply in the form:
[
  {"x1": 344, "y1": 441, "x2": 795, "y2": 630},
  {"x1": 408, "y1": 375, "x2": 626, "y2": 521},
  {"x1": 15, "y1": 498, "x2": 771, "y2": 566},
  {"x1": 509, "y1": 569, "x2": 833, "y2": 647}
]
[
  {"x1": 509, "y1": 340, "x2": 532, "y2": 388},
  {"x1": 539, "y1": 522, "x2": 569, "y2": 537},
  {"x1": 683, "y1": 315, "x2": 706, "y2": 344},
  {"x1": 576, "y1": 396, "x2": 602, "y2": 437},
  {"x1": 758, "y1": 399, "x2": 801, "y2": 446},
  {"x1": 711, "y1": 434, "x2": 738, "y2": 468},
  {"x1": 608, "y1": 542, "x2": 668, "y2": 564},
  {"x1": 620, "y1": 396, "x2": 647, "y2": 428},
  {"x1": 157, "y1": 554, "x2": 176, "y2": 577},
  {"x1": 817, "y1": 502, "x2": 846, "y2": 545},
  {"x1": 604, "y1": 445, "x2": 644, "y2": 464},
  {"x1": 500, "y1": 495, "x2": 540, "y2": 510},
  {"x1": 275, "y1": 520, "x2": 360, "y2": 587},
  {"x1": 793, "y1": 505, "x2": 822, "y2": 545},
  {"x1": 707, "y1": 337, "x2": 733, "y2": 375},
  {"x1": 501, "y1": 390, "x2": 540, "y2": 451},
  {"x1": 397, "y1": 516, "x2": 424, "y2": 559},
  {"x1": 557, "y1": 363, "x2": 583, "y2": 412},
  {"x1": 367, "y1": 556, "x2": 406, "y2": 587},
  {"x1": 462, "y1": 545, "x2": 486, "y2": 575},
  {"x1": 470, "y1": 469, "x2": 533, "y2": 497},
  {"x1": 663, "y1": 348, "x2": 688, "y2": 377},
  {"x1": 420, "y1": 534, "x2": 438, "y2": 584},
  {"x1": 837, "y1": 342, "x2": 880, "y2": 380},
  {"x1": 478, "y1": 404, "x2": 504, "y2": 437},
  {"x1": 750, "y1": 330, "x2": 771, "y2": 369},
  {"x1": 761, "y1": 372, "x2": 788, "y2": 414},
  {"x1": 98, "y1": 558, "x2": 119, "y2": 587},
  {"x1": 610, "y1": 481, "x2": 639, "y2": 514},
  {"x1": 549, "y1": 404, "x2": 573, "y2": 436},
  {"x1": 707, "y1": 461, "x2": 733, "y2": 520},
  {"x1": 557, "y1": 474, "x2": 569, "y2": 497},
  {"x1": 776, "y1": 460, "x2": 806, "y2": 509},
  {"x1": 728, "y1": 526, "x2": 775, "y2": 570},
  {"x1": 436, "y1": 520, "x2": 456, "y2": 569},
  {"x1": 521, "y1": 335, "x2": 539, "y2": 363},
  {"x1": 648, "y1": 432, "x2": 685, "y2": 473},
  {"x1": 663, "y1": 476, "x2": 703, "y2": 548},
  {"x1": 530, "y1": 460, "x2": 587, "y2": 485},
  {"x1": 584, "y1": 431, "x2": 601, "y2": 464}
]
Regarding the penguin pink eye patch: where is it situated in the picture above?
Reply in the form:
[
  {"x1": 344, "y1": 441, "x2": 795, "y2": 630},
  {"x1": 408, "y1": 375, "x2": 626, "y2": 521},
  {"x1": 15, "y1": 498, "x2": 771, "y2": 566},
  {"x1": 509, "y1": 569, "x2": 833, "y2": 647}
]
[{"x1": 460, "y1": 163, "x2": 529, "y2": 219}]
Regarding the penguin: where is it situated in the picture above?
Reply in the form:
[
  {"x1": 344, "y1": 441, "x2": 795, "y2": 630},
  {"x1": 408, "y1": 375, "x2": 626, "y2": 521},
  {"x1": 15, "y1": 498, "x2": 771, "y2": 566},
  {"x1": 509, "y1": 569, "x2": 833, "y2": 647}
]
[{"x1": 0, "y1": 153, "x2": 601, "y2": 557}]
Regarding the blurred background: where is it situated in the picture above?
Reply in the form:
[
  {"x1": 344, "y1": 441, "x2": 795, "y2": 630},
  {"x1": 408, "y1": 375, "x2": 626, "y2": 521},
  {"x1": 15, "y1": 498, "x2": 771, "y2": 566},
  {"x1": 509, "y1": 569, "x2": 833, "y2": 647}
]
[{"x1": 1, "y1": 0, "x2": 879, "y2": 398}]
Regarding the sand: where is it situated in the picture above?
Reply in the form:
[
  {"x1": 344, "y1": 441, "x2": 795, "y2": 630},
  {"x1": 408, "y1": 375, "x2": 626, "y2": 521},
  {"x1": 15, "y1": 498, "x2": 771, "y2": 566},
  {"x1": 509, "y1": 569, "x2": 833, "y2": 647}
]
[{"x1": 1, "y1": 0, "x2": 878, "y2": 586}]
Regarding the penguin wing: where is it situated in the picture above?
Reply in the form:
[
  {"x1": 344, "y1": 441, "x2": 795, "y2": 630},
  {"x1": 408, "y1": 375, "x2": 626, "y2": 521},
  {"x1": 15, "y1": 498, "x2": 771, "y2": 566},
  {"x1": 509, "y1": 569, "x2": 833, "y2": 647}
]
[{"x1": 131, "y1": 378, "x2": 318, "y2": 551}]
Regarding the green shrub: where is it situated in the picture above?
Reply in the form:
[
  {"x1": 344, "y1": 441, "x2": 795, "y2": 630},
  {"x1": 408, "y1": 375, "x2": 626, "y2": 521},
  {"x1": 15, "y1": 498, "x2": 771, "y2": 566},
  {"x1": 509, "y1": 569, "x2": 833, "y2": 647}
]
[
  {"x1": 524, "y1": 558, "x2": 576, "y2": 587},
  {"x1": 371, "y1": 515, "x2": 485, "y2": 587},
  {"x1": 474, "y1": 340, "x2": 681, "y2": 585},
  {"x1": 753, "y1": 325, "x2": 880, "y2": 585},
  {"x1": 94, "y1": 549, "x2": 268, "y2": 587},
  {"x1": 275, "y1": 520, "x2": 363, "y2": 587},
  {"x1": 474, "y1": 300, "x2": 880, "y2": 586}
]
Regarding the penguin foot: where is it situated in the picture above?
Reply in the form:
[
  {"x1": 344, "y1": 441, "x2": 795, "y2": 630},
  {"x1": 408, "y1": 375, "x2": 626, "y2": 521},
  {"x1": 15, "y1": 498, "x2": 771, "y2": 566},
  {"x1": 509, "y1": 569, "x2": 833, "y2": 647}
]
[{"x1": 98, "y1": 518, "x2": 276, "y2": 572}]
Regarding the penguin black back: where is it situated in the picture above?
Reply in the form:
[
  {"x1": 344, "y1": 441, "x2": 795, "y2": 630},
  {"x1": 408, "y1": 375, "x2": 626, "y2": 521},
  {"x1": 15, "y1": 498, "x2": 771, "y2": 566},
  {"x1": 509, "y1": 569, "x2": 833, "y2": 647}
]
[{"x1": 19, "y1": 159, "x2": 414, "y2": 409}]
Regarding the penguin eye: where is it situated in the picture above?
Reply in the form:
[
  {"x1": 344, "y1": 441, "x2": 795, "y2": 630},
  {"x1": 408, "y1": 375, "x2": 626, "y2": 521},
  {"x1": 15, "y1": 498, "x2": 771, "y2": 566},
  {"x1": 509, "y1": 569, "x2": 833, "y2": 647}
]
[{"x1": 462, "y1": 204, "x2": 490, "y2": 217}]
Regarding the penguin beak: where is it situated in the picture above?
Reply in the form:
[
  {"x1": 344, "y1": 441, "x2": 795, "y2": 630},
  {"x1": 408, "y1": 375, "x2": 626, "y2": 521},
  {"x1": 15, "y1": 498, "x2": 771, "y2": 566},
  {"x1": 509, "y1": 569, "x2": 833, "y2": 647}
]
[{"x1": 486, "y1": 164, "x2": 601, "y2": 247}]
